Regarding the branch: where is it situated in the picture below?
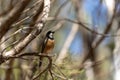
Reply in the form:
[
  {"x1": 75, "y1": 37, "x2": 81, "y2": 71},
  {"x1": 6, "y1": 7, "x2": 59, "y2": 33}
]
[
  {"x1": 47, "y1": 17, "x2": 120, "y2": 37},
  {"x1": 11, "y1": 0, "x2": 43, "y2": 27},
  {"x1": 92, "y1": 0, "x2": 118, "y2": 48},
  {"x1": 0, "y1": 0, "x2": 51, "y2": 65},
  {"x1": 0, "y1": 0, "x2": 31, "y2": 40}
]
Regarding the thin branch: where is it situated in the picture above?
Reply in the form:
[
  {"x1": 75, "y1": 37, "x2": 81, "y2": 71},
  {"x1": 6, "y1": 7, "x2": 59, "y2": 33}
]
[
  {"x1": 49, "y1": 21, "x2": 65, "y2": 32},
  {"x1": 0, "y1": 0, "x2": 31, "y2": 40},
  {"x1": 53, "y1": 64, "x2": 68, "y2": 78},
  {"x1": 0, "y1": 0, "x2": 14, "y2": 16},
  {"x1": 31, "y1": 54, "x2": 52, "y2": 80},
  {"x1": 1, "y1": 40, "x2": 19, "y2": 54},
  {"x1": 79, "y1": 55, "x2": 113, "y2": 70},
  {"x1": 23, "y1": 0, "x2": 42, "y2": 14},
  {"x1": 54, "y1": 0, "x2": 69, "y2": 17},
  {"x1": 11, "y1": 0, "x2": 44, "y2": 27},
  {"x1": 49, "y1": 66, "x2": 54, "y2": 80},
  {"x1": 0, "y1": 27, "x2": 34, "y2": 45},
  {"x1": 48, "y1": 17, "x2": 120, "y2": 37},
  {"x1": 92, "y1": 0, "x2": 118, "y2": 48},
  {"x1": 51, "y1": 70, "x2": 67, "y2": 80},
  {"x1": 0, "y1": 0, "x2": 51, "y2": 65}
]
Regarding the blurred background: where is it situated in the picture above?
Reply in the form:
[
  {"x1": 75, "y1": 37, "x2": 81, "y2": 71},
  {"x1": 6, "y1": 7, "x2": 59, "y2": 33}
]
[{"x1": 0, "y1": 0, "x2": 120, "y2": 80}]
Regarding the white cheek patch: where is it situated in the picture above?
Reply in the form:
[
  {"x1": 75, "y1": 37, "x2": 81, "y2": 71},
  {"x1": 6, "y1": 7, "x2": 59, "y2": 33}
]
[{"x1": 49, "y1": 33, "x2": 53, "y2": 38}]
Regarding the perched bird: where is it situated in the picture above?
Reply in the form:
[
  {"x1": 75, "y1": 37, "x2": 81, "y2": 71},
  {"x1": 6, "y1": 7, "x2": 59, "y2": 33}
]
[{"x1": 39, "y1": 31, "x2": 55, "y2": 67}]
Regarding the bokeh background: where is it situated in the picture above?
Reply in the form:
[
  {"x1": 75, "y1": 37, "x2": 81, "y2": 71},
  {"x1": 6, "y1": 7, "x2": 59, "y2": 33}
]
[{"x1": 0, "y1": 0, "x2": 120, "y2": 80}]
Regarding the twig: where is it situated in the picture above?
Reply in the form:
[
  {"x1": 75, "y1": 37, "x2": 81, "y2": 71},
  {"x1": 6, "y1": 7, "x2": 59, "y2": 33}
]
[
  {"x1": 49, "y1": 66, "x2": 54, "y2": 80},
  {"x1": 11, "y1": 0, "x2": 44, "y2": 27},
  {"x1": 0, "y1": 0, "x2": 31, "y2": 40},
  {"x1": 2, "y1": 0, "x2": 51, "y2": 58},
  {"x1": 92, "y1": 0, "x2": 118, "y2": 48},
  {"x1": 23, "y1": 0, "x2": 42, "y2": 13},
  {"x1": 53, "y1": 63, "x2": 67, "y2": 78},
  {"x1": 54, "y1": 0, "x2": 69, "y2": 17},
  {"x1": 2, "y1": 52, "x2": 53, "y2": 80},
  {"x1": 1, "y1": 40, "x2": 19, "y2": 54},
  {"x1": 32, "y1": 54, "x2": 52, "y2": 80},
  {"x1": 0, "y1": 27, "x2": 34, "y2": 45},
  {"x1": 47, "y1": 17, "x2": 120, "y2": 37},
  {"x1": 51, "y1": 70, "x2": 67, "y2": 80}
]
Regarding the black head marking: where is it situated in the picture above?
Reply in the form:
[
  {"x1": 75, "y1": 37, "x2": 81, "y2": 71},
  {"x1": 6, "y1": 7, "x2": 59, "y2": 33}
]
[{"x1": 46, "y1": 31, "x2": 54, "y2": 39}]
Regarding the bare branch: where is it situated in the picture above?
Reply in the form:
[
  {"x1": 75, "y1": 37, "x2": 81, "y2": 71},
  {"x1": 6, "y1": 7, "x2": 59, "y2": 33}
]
[
  {"x1": 92, "y1": 0, "x2": 118, "y2": 48},
  {"x1": 0, "y1": 0, "x2": 31, "y2": 40},
  {"x1": 0, "y1": 0, "x2": 51, "y2": 65},
  {"x1": 47, "y1": 17, "x2": 120, "y2": 37}
]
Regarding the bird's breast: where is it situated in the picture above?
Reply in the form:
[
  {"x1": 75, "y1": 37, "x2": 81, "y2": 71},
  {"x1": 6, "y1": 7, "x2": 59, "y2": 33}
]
[{"x1": 43, "y1": 39, "x2": 54, "y2": 54}]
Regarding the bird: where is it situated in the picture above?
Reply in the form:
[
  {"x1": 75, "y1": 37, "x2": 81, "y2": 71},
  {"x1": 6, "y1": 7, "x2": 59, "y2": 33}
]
[{"x1": 39, "y1": 31, "x2": 55, "y2": 67}]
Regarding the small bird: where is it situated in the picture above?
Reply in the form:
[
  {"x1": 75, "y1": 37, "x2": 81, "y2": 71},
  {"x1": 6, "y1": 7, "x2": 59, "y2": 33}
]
[{"x1": 39, "y1": 31, "x2": 55, "y2": 67}]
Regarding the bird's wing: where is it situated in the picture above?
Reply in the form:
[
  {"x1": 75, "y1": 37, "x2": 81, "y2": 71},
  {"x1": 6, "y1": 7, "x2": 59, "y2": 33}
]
[{"x1": 41, "y1": 37, "x2": 48, "y2": 53}]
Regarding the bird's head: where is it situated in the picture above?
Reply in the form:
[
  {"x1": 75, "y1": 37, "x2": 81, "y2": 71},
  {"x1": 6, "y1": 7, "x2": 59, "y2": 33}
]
[{"x1": 46, "y1": 31, "x2": 54, "y2": 39}]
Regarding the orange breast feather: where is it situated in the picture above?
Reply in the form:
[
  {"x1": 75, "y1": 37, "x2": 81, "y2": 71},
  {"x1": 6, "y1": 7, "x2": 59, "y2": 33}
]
[{"x1": 43, "y1": 39, "x2": 54, "y2": 54}]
